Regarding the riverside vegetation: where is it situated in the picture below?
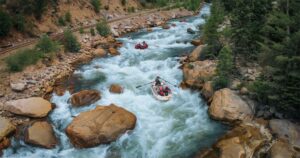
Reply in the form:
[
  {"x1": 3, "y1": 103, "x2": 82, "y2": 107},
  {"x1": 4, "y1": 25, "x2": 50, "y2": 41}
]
[{"x1": 202, "y1": 0, "x2": 300, "y2": 120}]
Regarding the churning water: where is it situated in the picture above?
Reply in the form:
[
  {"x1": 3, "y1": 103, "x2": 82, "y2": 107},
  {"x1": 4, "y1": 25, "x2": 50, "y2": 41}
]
[{"x1": 3, "y1": 4, "x2": 227, "y2": 158}]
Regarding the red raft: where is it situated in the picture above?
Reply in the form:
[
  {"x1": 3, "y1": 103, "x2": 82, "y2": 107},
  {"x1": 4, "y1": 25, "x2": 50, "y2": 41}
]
[{"x1": 135, "y1": 42, "x2": 148, "y2": 49}]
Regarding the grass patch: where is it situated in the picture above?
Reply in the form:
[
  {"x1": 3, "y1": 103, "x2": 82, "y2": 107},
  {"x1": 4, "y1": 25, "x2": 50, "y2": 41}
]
[
  {"x1": 96, "y1": 20, "x2": 110, "y2": 37},
  {"x1": 5, "y1": 49, "x2": 41, "y2": 72}
]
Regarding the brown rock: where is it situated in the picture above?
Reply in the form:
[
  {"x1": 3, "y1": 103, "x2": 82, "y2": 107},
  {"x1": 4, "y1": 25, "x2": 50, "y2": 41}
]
[
  {"x1": 270, "y1": 140, "x2": 297, "y2": 158},
  {"x1": 25, "y1": 121, "x2": 57, "y2": 149},
  {"x1": 209, "y1": 88, "x2": 254, "y2": 122},
  {"x1": 10, "y1": 82, "x2": 27, "y2": 92},
  {"x1": 162, "y1": 25, "x2": 170, "y2": 29},
  {"x1": 107, "y1": 36, "x2": 116, "y2": 43},
  {"x1": 70, "y1": 90, "x2": 101, "y2": 107},
  {"x1": 147, "y1": 28, "x2": 153, "y2": 32},
  {"x1": 191, "y1": 39, "x2": 203, "y2": 46},
  {"x1": 4, "y1": 97, "x2": 52, "y2": 118},
  {"x1": 66, "y1": 104, "x2": 136, "y2": 148},
  {"x1": 0, "y1": 117, "x2": 15, "y2": 141},
  {"x1": 201, "y1": 81, "x2": 214, "y2": 102},
  {"x1": 109, "y1": 84, "x2": 123, "y2": 94},
  {"x1": 189, "y1": 45, "x2": 205, "y2": 62},
  {"x1": 269, "y1": 119, "x2": 300, "y2": 149},
  {"x1": 197, "y1": 123, "x2": 271, "y2": 158},
  {"x1": 93, "y1": 48, "x2": 106, "y2": 57},
  {"x1": 108, "y1": 47, "x2": 120, "y2": 56},
  {"x1": 0, "y1": 137, "x2": 11, "y2": 152},
  {"x1": 183, "y1": 60, "x2": 217, "y2": 89},
  {"x1": 240, "y1": 87, "x2": 249, "y2": 95}
]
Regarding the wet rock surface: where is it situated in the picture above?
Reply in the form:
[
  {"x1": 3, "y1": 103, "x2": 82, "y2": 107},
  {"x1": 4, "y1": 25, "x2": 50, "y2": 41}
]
[
  {"x1": 66, "y1": 104, "x2": 136, "y2": 148},
  {"x1": 70, "y1": 90, "x2": 101, "y2": 107}
]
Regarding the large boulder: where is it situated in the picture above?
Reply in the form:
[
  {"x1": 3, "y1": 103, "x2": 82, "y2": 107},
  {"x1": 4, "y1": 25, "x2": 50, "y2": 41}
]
[
  {"x1": 209, "y1": 88, "x2": 254, "y2": 122},
  {"x1": 187, "y1": 28, "x2": 196, "y2": 34},
  {"x1": 25, "y1": 121, "x2": 57, "y2": 149},
  {"x1": 0, "y1": 117, "x2": 15, "y2": 141},
  {"x1": 4, "y1": 97, "x2": 52, "y2": 118},
  {"x1": 183, "y1": 60, "x2": 217, "y2": 89},
  {"x1": 189, "y1": 45, "x2": 205, "y2": 62},
  {"x1": 269, "y1": 140, "x2": 298, "y2": 158},
  {"x1": 70, "y1": 90, "x2": 101, "y2": 107},
  {"x1": 108, "y1": 47, "x2": 120, "y2": 56},
  {"x1": 109, "y1": 84, "x2": 124, "y2": 94},
  {"x1": 197, "y1": 123, "x2": 271, "y2": 158},
  {"x1": 66, "y1": 104, "x2": 136, "y2": 148},
  {"x1": 269, "y1": 119, "x2": 300, "y2": 149}
]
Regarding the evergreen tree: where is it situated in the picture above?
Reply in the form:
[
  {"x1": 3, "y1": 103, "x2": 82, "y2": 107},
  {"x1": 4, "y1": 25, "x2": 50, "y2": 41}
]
[{"x1": 0, "y1": 10, "x2": 12, "y2": 36}]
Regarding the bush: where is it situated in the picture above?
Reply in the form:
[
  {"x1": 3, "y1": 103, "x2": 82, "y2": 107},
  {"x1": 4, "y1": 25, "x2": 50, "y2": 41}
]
[
  {"x1": 96, "y1": 21, "x2": 110, "y2": 37},
  {"x1": 213, "y1": 75, "x2": 229, "y2": 90},
  {"x1": 127, "y1": 6, "x2": 135, "y2": 13},
  {"x1": 13, "y1": 14, "x2": 25, "y2": 32},
  {"x1": 34, "y1": 0, "x2": 47, "y2": 20},
  {"x1": 5, "y1": 49, "x2": 41, "y2": 72},
  {"x1": 0, "y1": 11, "x2": 12, "y2": 37},
  {"x1": 58, "y1": 16, "x2": 66, "y2": 26},
  {"x1": 121, "y1": 0, "x2": 127, "y2": 6},
  {"x1": 36, "y1": 35, "x2": 60, "y2": 54},
  {"x1": 65, "y1": 11, "x2": 72, "y2": 23},
  {"x1": 63, "y1": 29, "x2": 81, "y2": 52},
  {"x1": 90, "y1": 0, "x2": 100, "y2": 13},
  {"x1": 79, "y1": 27, "x2": 84, "y2": 34},
  {"x1": 90, "y1": 28, "x2": 95, "y2": 36}
]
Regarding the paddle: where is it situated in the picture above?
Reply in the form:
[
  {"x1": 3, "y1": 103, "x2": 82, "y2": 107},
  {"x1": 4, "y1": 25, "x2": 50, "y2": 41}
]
[
  {"x1": 158, "y1": 77, "x2": 178, "y2": 87},
  {"x1": 136, "y1": 81, "x2": 154, "y2": 88}
]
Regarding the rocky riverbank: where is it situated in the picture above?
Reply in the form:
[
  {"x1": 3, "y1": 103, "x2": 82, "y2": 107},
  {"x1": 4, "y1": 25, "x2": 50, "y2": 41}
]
[
  {"x1": 0, "y1": 8, "x2": 194, "y2": 154},
  {"x1": 181, "y1": 42, "x2": 300, "y2": 158}
]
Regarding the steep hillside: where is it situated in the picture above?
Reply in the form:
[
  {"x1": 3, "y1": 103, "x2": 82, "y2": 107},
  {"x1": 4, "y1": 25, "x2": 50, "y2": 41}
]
[{"x1": 0, "y1": 0, "x2": 140, "y2": 46}]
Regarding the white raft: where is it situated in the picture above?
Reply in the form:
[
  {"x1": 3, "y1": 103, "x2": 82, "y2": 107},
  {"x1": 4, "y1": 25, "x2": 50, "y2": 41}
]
[{"x1": 151, "y1": 82, "x2": 172, "y2": 101}]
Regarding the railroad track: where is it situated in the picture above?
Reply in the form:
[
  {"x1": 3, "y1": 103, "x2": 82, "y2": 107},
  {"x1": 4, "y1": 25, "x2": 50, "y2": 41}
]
[{"x1": 0, "y1": 8, "x2": 162, "y2": 56}]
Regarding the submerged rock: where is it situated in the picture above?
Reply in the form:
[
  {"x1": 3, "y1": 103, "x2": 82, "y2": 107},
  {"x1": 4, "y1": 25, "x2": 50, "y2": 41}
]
[
  {"x1": 70, "y1": 90, "x2": 101, "y2": 107},
  {"x1": 187, "y1": 28, "x2": 196, "y2": 34},
  {"x1": 66, "y1": 104, "x2": 136, "y2": 148},
  {"x1": 25, "y1": 121, "x2": 57, "y2": 149},
  {"x1": 4, "y1": 97, "x2": 52, "y2": 118},
  {"x1": 182, "y1": 60, "x2": 217, "y2": 89},
  {"x1": 109, "y1": 84, "x2": 124, "y2": 94},
  {"x1": 108, "y1": 47, "x2": 120, "y2": 56},
  {"x1": 209, "y1": 88, "x2": 255, "y2": 122}
]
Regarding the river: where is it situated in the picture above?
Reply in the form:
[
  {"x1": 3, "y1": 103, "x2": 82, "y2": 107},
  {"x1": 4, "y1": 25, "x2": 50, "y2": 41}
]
[{"x1": 3, "y1": 4, "x2": 227, "y2": 158}]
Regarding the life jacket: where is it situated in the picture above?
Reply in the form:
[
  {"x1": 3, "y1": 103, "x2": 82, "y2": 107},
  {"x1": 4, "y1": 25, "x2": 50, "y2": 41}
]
[{"x1": 158, "y1": 86, "x2": 164, "y2": 96}]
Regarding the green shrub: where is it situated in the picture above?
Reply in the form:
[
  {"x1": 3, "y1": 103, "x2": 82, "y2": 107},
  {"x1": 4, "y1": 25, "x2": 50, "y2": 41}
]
[
  {"x1": 58, "y1": 16, "x2": 66, "y2": 26},
  {"x1": 65, "y1": 11, "x2": 72, "y2": 23},
  {"x1": 34, "y1": 0, "x2": 47, "y2": 20},
  {"x1": 5, "y1": 49, "x2": 41, "y2": 72},
  {"x1": 90, "y1": 0, "x2": 100, "y2": 13},
  {"x1": 79, "y1": 27, "x2": 84, "y2": 34},
  {"x1": 121, "y1": 0, "x2": 126, "y2": 6},
  {"x1": 127, "y1": 6, "x2": 135, "y2": 13},
  {"x1": 36, "y1": 35, "x2": 60, "y2": 54},
  {"x1": 63, "y1": 29, "x2": 81, "y2": 52},
  {"x1": 213, "y1": 75, "x2": 229, "y2": 90},
  {"x1": 96, "y1": 21, "x2": 110, "y2": 37},
  {"x1": 104, "y1": 5, "x2": 109, "y2": 10},
  {"x1": 90, "y1": 28, "x2": 95, "y2": 36},
  {"x1": 14, "y1": 14, "x2": 25, "y2": 32},
  {"x1": 0, "y1": 11, "x2": 12, "y2": 37}
]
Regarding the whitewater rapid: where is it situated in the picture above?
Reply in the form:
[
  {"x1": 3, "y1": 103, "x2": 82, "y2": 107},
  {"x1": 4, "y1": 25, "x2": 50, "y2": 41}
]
[{"x1": 3, "y1": 4, "x2": 226, "y2": 158}]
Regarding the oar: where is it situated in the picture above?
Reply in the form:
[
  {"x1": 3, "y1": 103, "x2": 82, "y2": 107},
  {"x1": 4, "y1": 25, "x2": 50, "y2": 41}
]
[
  {"x1": 136, "y1": 81, "x2": 153, "y2": 88},
  {"x1": 158, "y1": 77, "x2": 178, "y2": 87}
]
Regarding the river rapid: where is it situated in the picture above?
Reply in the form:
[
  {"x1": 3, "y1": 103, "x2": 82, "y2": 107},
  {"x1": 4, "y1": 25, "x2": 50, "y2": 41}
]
[{"x1": 3, "y1": 4, "x2": 227, "y2": 158}]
